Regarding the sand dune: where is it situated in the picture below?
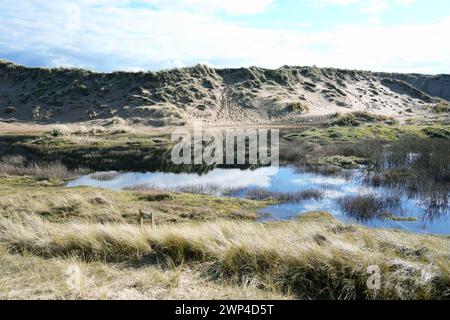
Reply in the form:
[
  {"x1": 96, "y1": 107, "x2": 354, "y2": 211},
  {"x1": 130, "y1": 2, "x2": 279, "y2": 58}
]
[{"x1": 0, "y1": 60, "x2": 448, "y2": 127}]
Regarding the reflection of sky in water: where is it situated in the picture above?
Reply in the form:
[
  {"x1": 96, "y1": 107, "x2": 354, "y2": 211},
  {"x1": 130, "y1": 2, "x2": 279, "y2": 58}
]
[
  {"x1": 67, "y1": 167, "x2": 279, "y2": 190},
  {"x1": 68, "y1": 166, "x2": 450, "y2": 235}
]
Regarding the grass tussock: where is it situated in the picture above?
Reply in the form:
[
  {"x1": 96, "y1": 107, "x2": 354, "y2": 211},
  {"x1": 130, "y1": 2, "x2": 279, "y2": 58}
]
[
  {"x1": 0, "y1": 213, "x2": 449, "y2": 300},
  {"x1": 337, "y1": 194, "x2": 400, "y2": 222},
  {"x1": 0, "y1": 246, "x2": 283, "y2": 300}
]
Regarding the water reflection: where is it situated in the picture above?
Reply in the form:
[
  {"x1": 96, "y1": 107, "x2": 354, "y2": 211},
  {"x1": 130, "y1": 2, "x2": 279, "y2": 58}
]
[
  {"x1": 67, "y1": 166, "x2": 279, "y2": 191},
  {"x1": 68, "y1": 166, "x2": 450, "y2": 235}
]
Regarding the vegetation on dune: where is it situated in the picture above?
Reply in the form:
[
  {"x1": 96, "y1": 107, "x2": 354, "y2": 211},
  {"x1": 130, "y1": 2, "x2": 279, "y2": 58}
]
[
  {"x1": 284, "y1": 124, "x2": 450, "y2": 144},
  {"x1": 286, "y1": 101, "x2": 309, "y2": 113},
  {"x1": 330, "y1": 111, "x2": 396, "y2": 127},
  {"x1": 0, "y1": 212, "x2": 449, "y2": 299},
  {"x1": 431, "y1": 102, "x2": 450, "y2": 114}
]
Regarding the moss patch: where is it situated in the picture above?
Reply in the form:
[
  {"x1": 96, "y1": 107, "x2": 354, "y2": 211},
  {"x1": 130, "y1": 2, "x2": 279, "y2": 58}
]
[{"x1": 285, "y1": 124, "x2": 449, "y2": 144}]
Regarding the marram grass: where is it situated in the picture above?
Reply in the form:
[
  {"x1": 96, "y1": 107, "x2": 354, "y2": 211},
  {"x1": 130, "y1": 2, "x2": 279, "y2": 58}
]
[{"x1": 0, "y1": 212, "x2": 449, "y2": 300}]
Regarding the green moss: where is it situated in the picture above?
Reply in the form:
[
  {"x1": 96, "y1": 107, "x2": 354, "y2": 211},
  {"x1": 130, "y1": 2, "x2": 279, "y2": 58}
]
[
  {"x1": 0, "y1": 175, "x2": 64, "y2": 187},
  {"x1": 288, "y1": 124, "x2": 444, "y2": 143},
  {"x1": 422, "y1": 126, "x2": 450, "y2": 139}
]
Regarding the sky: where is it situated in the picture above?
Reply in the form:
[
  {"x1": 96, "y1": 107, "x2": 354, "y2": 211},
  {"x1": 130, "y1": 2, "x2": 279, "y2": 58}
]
[{"x1": 0, "y1": 0, "x2": 449, "y2": 74}]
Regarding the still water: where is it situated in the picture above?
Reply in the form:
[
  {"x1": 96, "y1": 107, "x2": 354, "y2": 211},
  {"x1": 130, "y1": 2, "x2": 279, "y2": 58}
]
[{"x1": 68, "y1": 166, "x2": 450, "y2": 235}]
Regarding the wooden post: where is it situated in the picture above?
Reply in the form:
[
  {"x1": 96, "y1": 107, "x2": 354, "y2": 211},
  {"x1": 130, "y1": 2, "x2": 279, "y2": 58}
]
[
  {"x1": 138, "y1": 210, "x2": 155, "y2": 229},
  {"x1": 139, "y1": 210, "x2": 145, "y2": 230},
  {"x1": 150, "y1": 212, "x2": 155, "y2": 229}
]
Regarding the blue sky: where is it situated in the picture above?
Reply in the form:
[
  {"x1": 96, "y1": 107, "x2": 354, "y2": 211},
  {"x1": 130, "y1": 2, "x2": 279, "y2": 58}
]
[{"x1": 0, "y1": 0, "x2": 449, "y2": 73}]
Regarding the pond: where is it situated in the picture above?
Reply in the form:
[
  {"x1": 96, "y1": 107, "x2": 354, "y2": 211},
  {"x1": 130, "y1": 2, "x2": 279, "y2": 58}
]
[{"x1": 67, "y1": 166, "x2": 450, "y2": 235}]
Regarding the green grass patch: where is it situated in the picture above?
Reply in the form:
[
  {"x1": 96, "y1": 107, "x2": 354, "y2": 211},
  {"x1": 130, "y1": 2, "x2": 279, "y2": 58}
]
[{"x1": 285, "y1": 124, "x2": 449, "y2": 144}]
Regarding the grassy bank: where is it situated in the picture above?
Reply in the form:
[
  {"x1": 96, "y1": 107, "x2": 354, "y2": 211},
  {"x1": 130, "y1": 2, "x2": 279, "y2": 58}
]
[
  {"x1": 0, "y1": 175, "x2": 270, "y2": 224},
  {"x1": 2, "y1": 119, "x2": 449, "y2": 174},
  {"x1": 0, "y1": 128, "x2": 179, "y2": 172},
  {"x1": 280, "y1": 122, "x2": 450, "y2": 172}
]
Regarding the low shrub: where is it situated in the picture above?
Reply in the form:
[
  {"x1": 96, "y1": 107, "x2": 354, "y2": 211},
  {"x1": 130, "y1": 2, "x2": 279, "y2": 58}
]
[
  {"x1": 50, "y1": 128, "x2": 64, "y2": 137},
  {"x1": 431, "y1": 102, "x2": 450, "y2": 114},
  {"x1": 331, "y1": 112, "x2": 393, "y2": 127},
  {"x1": 4, "y1": 106, "x2": 16, "y2": 114}
]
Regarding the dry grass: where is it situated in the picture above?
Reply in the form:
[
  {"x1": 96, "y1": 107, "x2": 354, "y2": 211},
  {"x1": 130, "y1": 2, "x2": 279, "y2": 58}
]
[
  {"x1": 0, "y1": 156, "x2": 86, "y2": 180},
  {"x1": 0, "y1": 212, "x2": 449, "y2": 300},
  {"x1": 0, "y1": 179, "x2": 268, "y2": 224},
  {"x1": 0, "y1": 246, "x2": 283, "y2": 300}
]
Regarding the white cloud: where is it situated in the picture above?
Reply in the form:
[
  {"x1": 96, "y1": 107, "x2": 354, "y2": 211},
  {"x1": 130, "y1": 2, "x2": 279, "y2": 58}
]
[
  {"x1": 316, "y1": 0, "x2": 360, "y2": 5},
  {"x1": 293, "y1": 22, "x2": 313, "y2": 28},
  {"x1": 317, "y1": 0, "x2": 415, "y2": 6},
  {"x1": 360, "y1": 0, "x2": 389, "y2": 14},
  {"x1": 316, "y1": 0, "x2": 417, "y2": 25},
  {"x1": 143, "y1": 0, "x2": 275, "y2": 15},
  {"x1": 316, "y1": 0, "x2": 415, "y2": 12},
  {"x1": 0, "y1": 0, "x2": 448, "y2": 74}
]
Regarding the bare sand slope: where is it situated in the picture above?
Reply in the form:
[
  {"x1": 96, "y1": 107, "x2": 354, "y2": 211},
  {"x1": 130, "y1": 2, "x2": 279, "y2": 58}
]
[{"x1": 0, "y1": 60, "x2": 448, "y2": 127}]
